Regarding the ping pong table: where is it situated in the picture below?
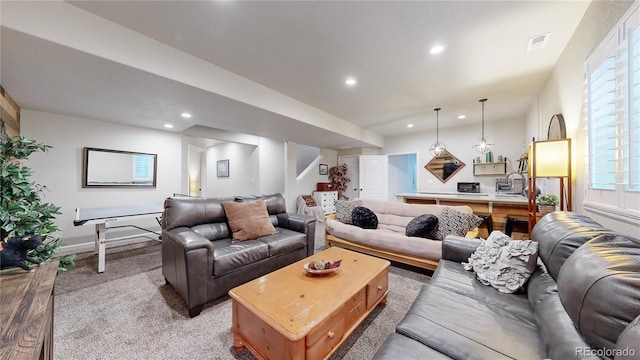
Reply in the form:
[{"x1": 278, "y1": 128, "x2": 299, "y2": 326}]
[{"x1": 74, "y1": 203, "x2": 164, "y2": 273}]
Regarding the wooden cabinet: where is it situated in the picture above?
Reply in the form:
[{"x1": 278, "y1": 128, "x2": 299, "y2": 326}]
[
  {"x1": 473, "y1": 162, "x2": 507, "y2": 175},
  {"x1": 0, "y1": 261, "x2": 58, "y2": 360},
  {"x1": 313, "y1": 191, "x2": 338, "y2": 215}
]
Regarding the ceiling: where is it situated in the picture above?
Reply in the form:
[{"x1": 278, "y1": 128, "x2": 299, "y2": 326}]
[{"x1": 0, "y1": 1, "x2": 591, "y2": 149}]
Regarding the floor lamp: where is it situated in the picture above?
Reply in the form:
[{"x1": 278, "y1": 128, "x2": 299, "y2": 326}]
[{"x1": 528, "y1": 137, "x2": 572, "y2": 235}]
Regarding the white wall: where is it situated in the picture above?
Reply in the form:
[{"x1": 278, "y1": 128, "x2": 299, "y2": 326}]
[
  {"x1": 527, "y1": 0, "x2": 637, "y2": 236},
  {"x1": 205, "y1": 141, "x2": 259, "y2": 196},
  {"x1": 384, "y1": 118, "x2": 528, "y2": 194},
  {"x1": 21, "y1": 110, "x2": 182, "y2": 247},
  {"x1": 258, "y1": 137, "x2": 285, "y2": 195},
  {"x1": 285, "y1": 142, "x2": 338, "y2": 212}
]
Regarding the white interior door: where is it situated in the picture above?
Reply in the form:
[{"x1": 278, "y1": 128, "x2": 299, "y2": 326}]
[{"x1": 359, "y1": 155, "x2": 388, "y2": 200}]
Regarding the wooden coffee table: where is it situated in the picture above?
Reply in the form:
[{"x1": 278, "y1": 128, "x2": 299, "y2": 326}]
[{"x1": 228, "y1": 247, "x2": 390, "y2": 360}]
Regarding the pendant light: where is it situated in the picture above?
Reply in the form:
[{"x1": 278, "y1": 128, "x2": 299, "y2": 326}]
[
  {"x1": 429, "y1": 107, "x2": 446, "y2": 156},
  {"x1": 473, "y1": 98, "x2": 495, "y2": 154}
]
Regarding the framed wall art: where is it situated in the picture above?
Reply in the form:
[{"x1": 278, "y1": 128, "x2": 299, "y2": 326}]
[
  {"x1": 319, "y1": 163, "x2": 328, "y2": 175},
  {"x1": 217, "y1": 159, "x2": 229, "y2": 177}
]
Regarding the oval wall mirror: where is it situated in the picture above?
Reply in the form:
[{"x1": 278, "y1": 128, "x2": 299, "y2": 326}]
[{"x1": 424, "y1": 150, "x2": 465, "y2": 183}]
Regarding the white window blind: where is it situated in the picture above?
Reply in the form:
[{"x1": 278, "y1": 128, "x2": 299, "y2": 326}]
[
  {"x1": 587, "y1": 4, "x2": 640, "y2": 194},
  {"x1": 584, "y1": 2, "x2": 640, "y2": 221}
]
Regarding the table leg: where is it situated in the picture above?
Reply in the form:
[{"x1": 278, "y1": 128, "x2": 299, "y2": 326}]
[
  {"x1": 96, "y1": 223, "x2": 106, "y2": 273},
  {"x1": 232, "y1": 332, "x2": 245, "y2": 352}
]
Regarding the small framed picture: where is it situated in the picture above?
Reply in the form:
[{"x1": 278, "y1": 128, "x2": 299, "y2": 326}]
[
  {"x1": 217, "y1": 159, "x2": 229, "y2": 177},
  {"x1": 319, "y1": 163, "x2": 328, "y2": 175}
]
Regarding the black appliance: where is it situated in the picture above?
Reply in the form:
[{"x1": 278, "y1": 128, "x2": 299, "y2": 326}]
[{"x1": 457, "y1": 182, "x2": 480, "y2": 193}]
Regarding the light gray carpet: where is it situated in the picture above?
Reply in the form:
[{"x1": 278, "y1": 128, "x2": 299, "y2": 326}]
[{"x1": 54, "y1": 225, "x2": 431, "y2": 360}]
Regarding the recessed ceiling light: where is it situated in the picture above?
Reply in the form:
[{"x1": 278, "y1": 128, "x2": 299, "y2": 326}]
[
  {"x1": 429, "y1": 44, "x2": 445, "y2": 55},
  {"x1": 457, "y1": 115, "x2": 466, "y2": 119},
  {"x1": 164, "y1": 124, "x2": 174, "y2": 128},
  {"x1": 407, "y1": 124, "x2": 414, "y2": 128},
  {"x1": 181, "y1": 112, "x2": 192, "y2": 118},
  {"x1": 345, "y1": 77, "x2": 357, "y2": 86}
]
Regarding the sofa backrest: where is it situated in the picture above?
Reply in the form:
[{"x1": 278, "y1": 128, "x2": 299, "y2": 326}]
[
  {"x1": 531, "y1": 212, "x2": 611, "y2": 280},
  {"x1": 359, "y1": 199, "x2": 472, "y2": 233},
  {"x1": 162, "y1": 193, "x2": 287, "y2": 232},
  {"x1": 557, "y1": 233, "x2": 640, "y2": 351}
]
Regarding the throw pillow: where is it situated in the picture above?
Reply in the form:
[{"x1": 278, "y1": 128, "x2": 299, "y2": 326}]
[
  {"x1": 222, "y1": 198, "x2": 277, "y2": 242},
  {"x1": 334, "y1": 199, "x2": 363, "y2": 224},
  {"x1": 352, "y1": 206, "x2": 378, "y2": 229},
  {"x1": 301, "y1": 195, "x2": 317, "y2": 207},
  {"x1": 405, "y1": 214, "x2": 439, "y2": 239},
  {"x1": 464, "y1": 231, "x2": 539, "y2": 294},
  {"x1": 436, "y1": 207, "x2": 483, "y2": 240}
]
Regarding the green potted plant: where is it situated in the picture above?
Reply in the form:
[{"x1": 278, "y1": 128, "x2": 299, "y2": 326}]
[
  {"x1": 0, "y1": 136, "x2": 75, "y2": 271},
  {"x1": 536, "y1": 193, "x2": 559, "y2": 215}
]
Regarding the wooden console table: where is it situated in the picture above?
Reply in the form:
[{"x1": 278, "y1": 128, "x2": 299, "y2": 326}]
[{"x1": 0, "y1": 261, "x2": 58, "y2": 360}]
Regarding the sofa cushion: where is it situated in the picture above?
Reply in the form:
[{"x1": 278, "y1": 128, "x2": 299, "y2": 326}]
[
  {"x1": 212, "y1": 238, "x2": 270, "y2": 276},
  {"x1": 162, "y1": 196, "x2": 234, "y2": 230},
  {"x1": 334, "y1": 199, "x2": 363, "y2": 224},
  {"x1": 464, "y1": 231, "x2": 539, "y2": 294},
  {"x1": 436, "y1": 207, "x2": 482, "y2": 240},
  {"x1": 531, "y1": 212, "x2": 611, "y2": 281},
  {"x1": 256, "y1": 228, "x2": 306, "y2": 256},
  {"x1": 615, "y1": 315, "x2": 640, "y2": 360},
  {"x1": 405, "y1": 214, "x2": 439, "y2": 239},
  {"x1": 352, "y1": 206, "x2": 378, "y2": 229},
  {"x1": 557, "y1": 233, "x2": 640, "y2": 351},
  {"x1": 372, "y1": 333, "x2": 454, "y2": 360},
  {"x1": 396, "y1": 284, "x2": 543, "y2": 360},
  {"x1": 326, "y1": 219, "x2": 442, "y2": 260},
  {"x1": 191, "y1": 223, "x2": 231, "y2": 241},
  {"x1": 533, "y1": 293, "x2": 596, "y2": 360},
  {"x1": 222, "y1": 198, "x2": 277, "y2": 242},
  {"x1": 430, "y1": 260, "x2": 534, "y2": 320}
]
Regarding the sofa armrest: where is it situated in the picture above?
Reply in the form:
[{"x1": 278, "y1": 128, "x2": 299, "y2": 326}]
[
  {"x1": 162, "y1": 227, "x2": 214, "y2": 311},
  {"x1": 442, "y1": 235, "x2": 482, "y2": 263},
  {"x1": 276, "y1": 213, "x2": 317, "y2": 256}
]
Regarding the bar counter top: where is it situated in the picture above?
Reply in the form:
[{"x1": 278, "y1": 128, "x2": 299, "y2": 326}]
[{"x1": 396, "y1": 192, "x2": 528, "y2": 204}]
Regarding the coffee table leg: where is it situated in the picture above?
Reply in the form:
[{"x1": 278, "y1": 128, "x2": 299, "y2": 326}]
[
  {"x1": 233, "y1": 333, "x2": 245, "y2": 352},
  {"x1": 379, "y1": 294, "x2": 388, "y2": 307}
]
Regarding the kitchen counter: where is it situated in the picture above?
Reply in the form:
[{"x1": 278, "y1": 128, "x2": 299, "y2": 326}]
[
  {"x1": 395, "y1": 192, "x2": 530, "y2": 239},
  {"x1": 396, "y1": 192, "x2": 528, "y2": 204}
]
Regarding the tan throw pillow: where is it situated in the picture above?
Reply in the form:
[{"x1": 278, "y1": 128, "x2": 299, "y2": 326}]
[{"x1": 222, "y1": 198, "x2": 277, "y2": 242}]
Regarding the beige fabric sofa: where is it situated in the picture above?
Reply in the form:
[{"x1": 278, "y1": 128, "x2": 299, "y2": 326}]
[{"x1": 325, "y1": 199, "x2": 476, "y2": 270}]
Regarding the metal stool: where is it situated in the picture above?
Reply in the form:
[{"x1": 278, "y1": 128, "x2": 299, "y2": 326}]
[
  {"x1": 477, "y1": 214, "x2": 493, "y2": 234},
  {"x1": 505, "y1": 216, "x2": 528, "y2": 236}
]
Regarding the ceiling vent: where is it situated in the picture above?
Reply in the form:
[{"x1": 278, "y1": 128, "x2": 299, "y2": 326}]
[{"x1": 527, "y1": 32, "x2": 550, "y2": 52}]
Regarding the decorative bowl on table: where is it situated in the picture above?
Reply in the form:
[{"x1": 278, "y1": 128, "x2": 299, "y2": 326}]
[{"x1": 303, "y1": 259, "x2": 342, "y2": 275}]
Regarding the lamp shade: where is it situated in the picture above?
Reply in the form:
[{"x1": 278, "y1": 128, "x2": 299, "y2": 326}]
[{"x1": 531, "y1": 139, "x2": 571, "y2": 177}]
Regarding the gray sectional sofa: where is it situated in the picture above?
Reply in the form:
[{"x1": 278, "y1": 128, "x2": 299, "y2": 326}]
[
  {"x1": 373, "y1": 212, "x2": 640, "y2": 359},
  {"x1": 161, "y1": 193, "x2": 316, "y2": 317}
]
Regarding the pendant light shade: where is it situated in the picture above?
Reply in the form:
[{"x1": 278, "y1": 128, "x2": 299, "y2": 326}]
[
  {"x1": 429, "y1": 107, "x2": 447, "y2": 156},
  {"x1": 473, "y1": 98, "x2": 495, "y2": 154}
]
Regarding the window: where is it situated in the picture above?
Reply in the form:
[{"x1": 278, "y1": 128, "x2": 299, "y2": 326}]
[
  {"x1": 584, "y1": 3, "x2": 640, "y2": 220},
  {"x1": 587, "y1": 4, "x2": 640, "y2": 194}
]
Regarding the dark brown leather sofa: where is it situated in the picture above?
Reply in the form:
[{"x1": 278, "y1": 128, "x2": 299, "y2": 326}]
[
  {"x1": 161, "y1": 193, "x2": 316, "y2": 317},
  {"x1": 373, "y1": 212, "x2": 640, "y2": 359}
]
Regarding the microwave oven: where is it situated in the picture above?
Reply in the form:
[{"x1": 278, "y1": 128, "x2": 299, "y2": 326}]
[{"x1": 457, "y1": 182, "x2": 480, "y2": 193}]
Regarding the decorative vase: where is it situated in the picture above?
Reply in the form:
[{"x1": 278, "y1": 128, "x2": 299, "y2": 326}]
[{"x1": 538, "y1": 205, "x2": 555, "y2": 214}]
